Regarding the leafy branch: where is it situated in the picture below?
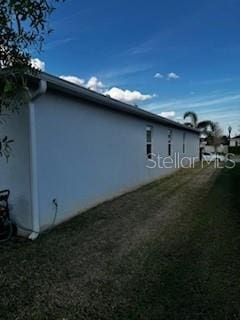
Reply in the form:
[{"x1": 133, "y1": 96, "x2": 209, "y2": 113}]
[
  {"x1": 0, "y1": 136, "x2": 14, "y2": 160},
  {"x1": 0, "y1": 0, "x2": 64, "y2": 159}
]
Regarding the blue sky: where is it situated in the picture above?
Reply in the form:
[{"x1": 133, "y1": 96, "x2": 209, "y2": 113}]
[{"x1": 37, "y1": 0, "x2": 240, "y2": 134}]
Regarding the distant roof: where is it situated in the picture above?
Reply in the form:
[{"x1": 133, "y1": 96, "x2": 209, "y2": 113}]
[
  {"x1": 231, "y1": 135, "x2": 240, "y2": 139},
  {"x1": 33, "y1": 72, "x2": 199, "y2": 134}
]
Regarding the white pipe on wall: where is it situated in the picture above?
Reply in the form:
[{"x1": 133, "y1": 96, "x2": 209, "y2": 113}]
[{"x1": 28, "y1": 79, "x2": 47, "y2": 240}]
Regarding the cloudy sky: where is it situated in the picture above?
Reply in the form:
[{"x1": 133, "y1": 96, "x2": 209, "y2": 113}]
[{"x1": 36, "y1": 0, "x2": 240, "y2": 134}]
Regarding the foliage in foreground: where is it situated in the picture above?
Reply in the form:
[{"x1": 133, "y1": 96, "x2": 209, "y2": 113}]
[{"x1": 0, "y1": 0, "x2": 63, "y2": 158}]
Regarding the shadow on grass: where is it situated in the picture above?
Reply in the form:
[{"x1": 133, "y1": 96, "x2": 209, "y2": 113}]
[
  {"x1": 115, "y1": 165, "x2": 240, "y2": 320},
  {"x1": 1, "y1": 165, "x2": 240, "y2": 319}
]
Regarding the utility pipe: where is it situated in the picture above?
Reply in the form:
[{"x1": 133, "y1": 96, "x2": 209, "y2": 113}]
[{"x1": 28, "y1": 79, "x2": 47, "y2": 240}]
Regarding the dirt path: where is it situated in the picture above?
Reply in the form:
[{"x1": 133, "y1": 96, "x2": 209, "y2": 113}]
[{"x1": 1, "y1": 164, "x2": 239, "y2": 320}]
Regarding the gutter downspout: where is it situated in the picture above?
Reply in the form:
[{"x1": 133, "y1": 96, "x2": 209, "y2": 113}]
[{"x1": 28, "y1": 79, "x2": 47, "y2": 240}]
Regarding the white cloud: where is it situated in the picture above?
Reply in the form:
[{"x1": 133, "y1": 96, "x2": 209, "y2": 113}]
[
  {"x1": 31, "y1": 58, "x2": 45, "y2": 71},
  {"x1": 59, "y1": 75, "x2": 104, "y2": 92},
  {"x1": 59, "y1": 75, "x2": 85, "y2": 86},
  {"x1": 86, "y1": 76, "x2": 104, "y2": 92},
  {"x1": 159, "y1": 111, "x2": 176, "y2": 119},
  {"x1": 105, "y1": 87, "x2": 153, "y2": 104},
  {"x1": 59, "y1": 74, "x2": 154, "y2": 104},
  {"x1": 154, "y1": 72, "x2": 180, "y2": 80},
  {"x1": 144, "y1": 91, "x2": 240, "y2": 134},
  {"x1": 145, "y1": 93, "x2": 240, "y2": 114},
  {"x1": 101, "y1": 64, "x2": 151, "y2": 80},
  {"x1": 154, "y1": 72, "x2": 164, "y2": 79},
  {"x1": 175, "y1": 116, "x2": 184, "y2": 123},
  {"x1": 167, "y1": 72, "x2": 180, "y2": 80}
]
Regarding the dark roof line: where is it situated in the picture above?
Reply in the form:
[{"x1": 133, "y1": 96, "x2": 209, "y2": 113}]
[{"x1": 38, "y1": 72, "x2": 199, "y2": 134}]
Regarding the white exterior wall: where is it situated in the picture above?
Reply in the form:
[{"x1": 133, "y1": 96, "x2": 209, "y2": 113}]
[
  {"x1": 34, "y1": 91, "x2": 199, "y2": 231},
  {"x1": 0, "y1": 107, "x2": 32, "y2": 230},
  {"x1": 204, "y1": 145, "x2": 229, "y2": 154},
  {"x1": 230, "y1": 138, "x2": 240, "y2": 147}
]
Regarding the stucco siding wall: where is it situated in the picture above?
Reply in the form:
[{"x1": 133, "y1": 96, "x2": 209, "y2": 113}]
[
  {"x1": 185, "y1": 130, "x2": 200, "y2": 160},
  {"x1": 35, "y1": 91, "x2": 199, "y2": 230},
  {"x1": 0, "y1": 107, "x2": 32, "y2": 230},
  {"x1": 230, "y1": 138, "x2": 240, "y2": 147}
]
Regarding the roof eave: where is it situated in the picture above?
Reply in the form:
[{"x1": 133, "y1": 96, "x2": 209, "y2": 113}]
[{"x1": 33, "y1": 72, "x2": 200, "y2": 134}]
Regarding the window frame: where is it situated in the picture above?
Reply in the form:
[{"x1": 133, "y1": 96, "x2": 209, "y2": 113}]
[
  {"x1": 183, "y1": 132, "x2": 186, "y2": 154},
  {"x1": 168, "y1": 129, "x2": 172, "y2": 156},
  {"x1": 146, "y1": 125, "x2": 153, "y2": 159}
]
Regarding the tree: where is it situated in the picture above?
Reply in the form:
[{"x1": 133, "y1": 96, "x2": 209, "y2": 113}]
[
  {"x1": 0, "y1": 0, "x2": 63, "y2": 159},
  {"x1": 207, "y1": 122, "x2": 223, "y2": 152},
  {"x1": 221, "y1": 135, "x2": 229, "y2": 146},
  {"x1": 183, "y1": 111, "x2": 215, "y2": 135}
]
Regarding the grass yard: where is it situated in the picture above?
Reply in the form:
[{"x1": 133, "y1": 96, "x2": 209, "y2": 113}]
[{"x1": 1, "y1": 164, "x2": 240, "y2": 320}]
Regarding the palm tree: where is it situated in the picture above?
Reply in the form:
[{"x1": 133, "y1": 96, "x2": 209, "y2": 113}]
[{"x1": 183, "y1": 111, "x2": 214, "y2": 134}]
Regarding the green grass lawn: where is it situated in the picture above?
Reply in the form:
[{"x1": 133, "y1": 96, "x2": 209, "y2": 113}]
[{"x1": 1, "y1": 164, "x2": 240, "y2": 320}]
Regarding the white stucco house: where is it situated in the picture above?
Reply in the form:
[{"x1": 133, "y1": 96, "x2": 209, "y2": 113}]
[
  {"x1": 230, "y1": 135, "x2": 240, "y2": 147},
  {"x1": 0, "y1": 72, "x2": 200, "y2": 239}
]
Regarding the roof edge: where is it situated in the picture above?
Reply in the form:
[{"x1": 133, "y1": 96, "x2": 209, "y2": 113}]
[{"x1": 32, "y1": 72, "x2": 200, "y2": 134}]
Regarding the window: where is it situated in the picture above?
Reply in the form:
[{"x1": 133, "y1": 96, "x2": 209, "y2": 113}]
[
  {"x1": 183, "y1": 132, "x2": 186, "y2": 154},
  {"x1": 146, "y1": 125, "x2": 153, "y2": 159},
  {"x1": 168, "y1": 129, "x2": 172, "y2": 156}
]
